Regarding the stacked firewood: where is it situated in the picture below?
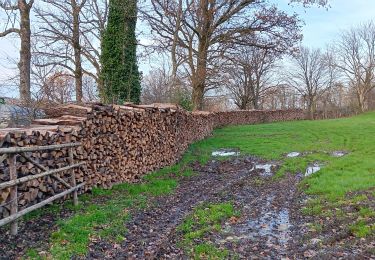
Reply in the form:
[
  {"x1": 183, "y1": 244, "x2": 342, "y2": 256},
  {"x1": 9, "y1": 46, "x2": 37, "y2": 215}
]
[
  {"x1": 0, "y1": 126, "x2": 80, "y2": 217},
  {"x1": 212, "y1": 109, "x2": 305, "y2": 128},
  {"x1": 74, "y1": 104, "x2": 216, "y2": 188},
  {"x1": 0, "y1": 104, "x2": 305, "y2": 218}
]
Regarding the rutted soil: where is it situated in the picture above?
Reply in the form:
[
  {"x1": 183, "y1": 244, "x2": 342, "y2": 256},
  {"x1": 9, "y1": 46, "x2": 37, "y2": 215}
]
[
  {"x1": 1, "y1": 156, "x2": 374, "y2": 259},
  {"x1": 87, "y1": 156, "x2": 375, "y2": 259}
]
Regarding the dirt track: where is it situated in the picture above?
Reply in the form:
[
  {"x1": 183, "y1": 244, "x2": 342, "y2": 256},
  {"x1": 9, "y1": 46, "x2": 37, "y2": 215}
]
[{"x1": 86, "y1": 156, "x2": 374, "y2": 259}]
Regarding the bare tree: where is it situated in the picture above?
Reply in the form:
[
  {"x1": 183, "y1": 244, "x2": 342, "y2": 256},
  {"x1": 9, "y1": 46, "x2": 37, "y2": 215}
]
[
  {"x1": 39, "y1": 71, "x2": 75, "y2": 104},
  {"x1": 315, "y1": 82, "x2": 354, "y2": 118},
  {"x1": 0, "y1": 0, "x2": 34, "y2": 103},
  {"x1": 225, "y1": 46, "x2": 279, "y2": 110},
  {"x1": 143, "y1": 0, "x2": 303, "y2": 110},
  {"x1": 262, "y1": 84, "x2": 302, "y2": 110},
  {"x1": 82, "y1": 75, "x2": 99, "y2": 102},
  {"x1": 285, "y1": 46, "x2": 336, "y2": 119},
  {"x1": 80, "y1": 0, "x2": 108, "y2": 93},
  {"x1": 334, "y1": 21, "x2": 375, "y2": 112},
  {"x1": 141, "y1": 65, "x2": 191, "y2": 107},
  {"x1": 142, "y1": 67, "x2": 173, "y2": 104},
  {"x1": 35, "y1": 0, "x2": 87, "y2": 103},
  {"x1": 290, "y1": 0, "x2": 329, "y2": 6}
]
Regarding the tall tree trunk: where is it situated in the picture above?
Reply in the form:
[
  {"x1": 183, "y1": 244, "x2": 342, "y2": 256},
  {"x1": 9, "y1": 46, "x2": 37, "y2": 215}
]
[
  {"x1": 252, "y1": 94, "x2": 259, "y2": 110},
  {"x1": 191, "y1": 0, "x2": 211, "y2": 111},
  {"x1": 18, "y1": 0, "x2": 32, "y2": 104},
  {"x1": 192, "y1": 47, "x2": 208, "y2": 110},
  {"x1": 72, "y1": 0, "x2": 83, "y2": 103},
  {"x1": 240, "y1": 94, "x2": 248, "y2": 110},
  {"x1": 171, "y1": 0, "x2": 182, "y2": 81},
  {"x1": 357, "y1": 90, "x2": 366, "y2": 113},
  {"x1": 192, "y1": 81, "x2": 205, "y2": 111},
  {"x1": 307, "y1": 96, "x2": 315, "y2": 119},
  {"x1": 97, "y1": 76, "x2": 104, "y2": 98}
]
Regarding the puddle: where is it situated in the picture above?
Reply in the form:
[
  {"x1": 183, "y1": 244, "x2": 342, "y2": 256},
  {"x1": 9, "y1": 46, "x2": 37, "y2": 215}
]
[
  {"x1": 255, "y1": 164, "x2": 275, "y2": 177},
  {"x1": 287, "y1": 152, "x2": 300, "y2": 158},
  {"x1": 212, "y1": 149, "x2": 240, "y2": 157},
  {"x1": 305, "y1": 164, "x2": 321, "y2": 177},
  {"x1": 220, "y1": 195, "x2": 292, "y2": 246},
  {"x1": 331, "y1": 151, "x2": 348, "y2": 157}
]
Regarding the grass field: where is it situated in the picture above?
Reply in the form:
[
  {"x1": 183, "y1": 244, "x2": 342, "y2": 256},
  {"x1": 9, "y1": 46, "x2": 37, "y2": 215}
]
[
  {"x1": 23, "y1": 112, "x2": 375, "y2": 258},
  {"x1": 194, "y1": 111, "x2": 375, "y2": 199}
]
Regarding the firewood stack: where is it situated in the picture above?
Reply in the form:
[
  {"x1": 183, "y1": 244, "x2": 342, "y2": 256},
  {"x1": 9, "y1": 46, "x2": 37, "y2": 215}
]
[
  {"x1": 212, "y1": 109, "x2": 305, "y2": 128},
  {"x1": 0, "y1": 104, "x2": 305, "y2": 218},
  {"x1": 0, "y1": 125, "x2": 80, "y2": 218}
]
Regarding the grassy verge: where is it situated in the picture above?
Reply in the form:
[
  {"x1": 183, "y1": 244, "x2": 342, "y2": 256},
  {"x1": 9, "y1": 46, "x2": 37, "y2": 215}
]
[
  {"x1": 177, "y1": 202, "x2": 239, "y2": 259},
  {"x1": 49, "y1": 178, "x2": 178, "y2": 259}
]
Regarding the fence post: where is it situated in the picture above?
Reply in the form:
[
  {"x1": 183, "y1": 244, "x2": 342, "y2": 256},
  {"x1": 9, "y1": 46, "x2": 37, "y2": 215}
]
[
  {"x1": 9, "y1": 154, "x2": 18, "y2": 235},
  {"x1": 68, "y1": 147, "x2": 78, "y2": 206}
]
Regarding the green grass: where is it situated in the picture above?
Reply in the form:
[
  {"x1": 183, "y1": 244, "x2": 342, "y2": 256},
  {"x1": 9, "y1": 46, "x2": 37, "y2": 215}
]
[
  {"x1": 351, "y1": 194, "x2": 368, "y2": 203},
  {"x1": 48, "y1": 177, "x2": 178, "y2": 259},
  {"x1": 22, "y1": 164, "x2": 188, "y2": 258},
  {"x1": 307, "y1": 222, "x2": 323, "y2": 233},
  {"x1": 349, "y1": 220, "x2": 375, "y2": 238},
  {"x1": 177, "y1": 202, "x2": 238, "y2": 259},
  {"x1": 192, "y1": 243, "x2": 230, "y2": 260},
  {"x1": 193, "y1": 112, "x2": 375, "y2": 199},
  {"x1": 359, "y1": 207, "x2": 375, "y2": 218},
  {"x1": 24, "y1": 248, "x2": 41, "y2": 260},
  {"x1": 193, "y1": 112, "x2": 375, "y2": 237}
]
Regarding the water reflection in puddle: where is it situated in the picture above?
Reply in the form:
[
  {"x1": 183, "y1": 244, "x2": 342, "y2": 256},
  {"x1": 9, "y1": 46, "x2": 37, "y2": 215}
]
[
  {"x1": 221, "y1": 195, "x2": 292, "y2": 246},
  {"x1": 212, "y1": 149, "x2": 240, "y2": 157},
  {"x1": 246, "y1": 196, "x2": 291, "y2": 245},
  {"x1": 287, "y1": 152, "x2": 300, "y2": 158},
  {"x1": 305, "y1": 164, "x2": 321, "y2": 177},
  {"x1": 331, "y1": 151, "x2": 347, "y2": 157},
  {"x1": 286, "y1": 150, "x2": 349, "y2": 158},
  {"x1": 255, "y1": 164, "x2": 275, "y2": 177}
]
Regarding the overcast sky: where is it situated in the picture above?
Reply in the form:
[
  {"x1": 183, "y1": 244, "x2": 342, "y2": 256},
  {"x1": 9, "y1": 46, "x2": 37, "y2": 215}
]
[{"x1": 1, "y1": 0, "x2": 375, "y2": 97}]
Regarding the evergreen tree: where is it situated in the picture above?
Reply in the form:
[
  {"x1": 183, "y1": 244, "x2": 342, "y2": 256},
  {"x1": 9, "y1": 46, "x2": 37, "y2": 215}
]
[{"x1": 100, "y1": 0, "x2": 141, "y2": 104}]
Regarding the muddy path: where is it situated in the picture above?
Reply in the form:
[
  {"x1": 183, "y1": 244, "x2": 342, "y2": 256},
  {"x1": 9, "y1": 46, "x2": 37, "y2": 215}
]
[
  {"x1": 87, "y1": 156, "x2": 374, "y2": 260},
  {"x1": 87, "y1": 157, "x2": 260, "y2": 259},
  {"x1": 87, "y1": 157, "x2": 301, "y2": 259}
]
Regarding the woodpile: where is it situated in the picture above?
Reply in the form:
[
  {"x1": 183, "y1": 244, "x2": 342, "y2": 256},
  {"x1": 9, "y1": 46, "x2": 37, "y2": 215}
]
[
  {"x1": 0, "y1": 104, "x2": 305, "y2": 218},
  {"x1": 212, "y1": 109, "x2": 305, "y2": 128},
  {"x1": 0, "y1": 126, "x2": 80, "y2": 217}
]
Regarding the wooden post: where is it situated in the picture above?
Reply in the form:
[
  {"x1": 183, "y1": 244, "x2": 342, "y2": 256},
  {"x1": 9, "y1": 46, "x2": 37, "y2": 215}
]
[
  {"x1": 9, "y1": 154, "x2": 18, "y2": 235},
  {"x1": 68, "y1": 147, "x2": 78, "y2": 206}
]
